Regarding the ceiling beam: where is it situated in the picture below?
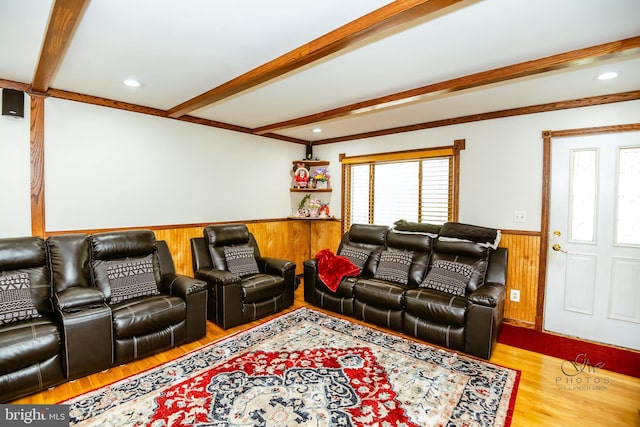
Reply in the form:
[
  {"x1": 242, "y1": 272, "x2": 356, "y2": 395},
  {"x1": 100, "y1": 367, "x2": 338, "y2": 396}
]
[
  {"x1": 254, "y1": 36, "x2": 640, "y2": 135},
  {"x1": 311, "y1": 90, "x2": 640, "y2": 145},
  {"x1": 30, "y1": 0, "x2": 89, "y2": 94},
  {"x1": 167, "y1": 0, "x2": 463, "y2": 118}
]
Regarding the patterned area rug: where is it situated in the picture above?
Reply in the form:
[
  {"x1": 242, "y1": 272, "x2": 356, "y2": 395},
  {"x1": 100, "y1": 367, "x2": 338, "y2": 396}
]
[{"x1": 61, "y1": 308, "x2": 519, "y2": 426}]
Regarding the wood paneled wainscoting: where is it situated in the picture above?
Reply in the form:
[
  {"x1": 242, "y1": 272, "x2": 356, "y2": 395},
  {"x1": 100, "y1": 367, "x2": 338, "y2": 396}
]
[
  {"x1": 499, "y1": 231, "x2": 541, "y2": 328},
  {"x1": 155, "y1": 224, "x2": 541, "y2": 328},
  {"x1": 46, "y1": 222, "x2": 538, "y2": 327},
  {"x1": 47, "y1": 219, "x2": 343, "y2": 278}
]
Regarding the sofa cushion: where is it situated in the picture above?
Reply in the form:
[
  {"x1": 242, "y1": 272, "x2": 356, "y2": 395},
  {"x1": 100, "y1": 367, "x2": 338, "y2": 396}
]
[
  {"x1": 241, "y1": 274, "x2": 285, "y2": 303},
  {"x1": 0, "y1": 271, "x2": 41, "y2": 325},
  {"x1": 373, "y1": 249, "x2": 413, "y2": 285},
  {"x1": 404, "y1": 288, "x2": 467, "y2": 326},
  {"x1": 354, "y1": 278, "x2": 406, "y2": 310},
  {"x1": 111, "y1": 295, "x2": 186, "y2": 339},
  {"x1": 224, "y1": 245, "x2": 260, "y2": 277},
  {"x1": 0, "y1": 317, "x2": 60, "y2": 375},
  {"x1": 420, "y1": 260, "x2": 475, "y2": 297},
  {"x1": 338, "y1": 244, "x2": 371, "y2": 269},
  {"x1": 106, "y1": 255, "x2": 160, "y2": 304}
]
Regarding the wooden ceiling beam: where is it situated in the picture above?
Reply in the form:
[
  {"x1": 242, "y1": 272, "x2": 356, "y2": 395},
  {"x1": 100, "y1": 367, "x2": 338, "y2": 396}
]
[
  {"x1": 167, "y1": 0, "x2": 463, "y2": 118},
  {"x1": 30, "y1": 0, "x2": 89, "y2": 94},
  {"x1": 311, "y1": 90, "x2": 640, "y2": 145},
  {"x1": 254, "y1": 36, "x2": 640, "y2": 135}
]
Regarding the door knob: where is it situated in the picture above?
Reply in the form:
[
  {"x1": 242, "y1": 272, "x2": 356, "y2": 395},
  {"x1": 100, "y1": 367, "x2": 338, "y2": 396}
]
[{"x1": 552, "y1": 243, "x2": 567, "y2": 253}]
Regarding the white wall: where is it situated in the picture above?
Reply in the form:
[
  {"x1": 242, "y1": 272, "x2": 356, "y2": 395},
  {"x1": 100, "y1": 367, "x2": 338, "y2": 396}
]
[
  {"x1": 43, "y1": 98, "x2": 304, "y2": 231},
  {"x1": 0, "y1": 91, "x2": 31, "y2": 237},
  {"x1": 314, "y1": 100, "x2": 640, "y2": 232},
  {"x1": 2, "y1": 95, "x2": 638, "y2": 237}
]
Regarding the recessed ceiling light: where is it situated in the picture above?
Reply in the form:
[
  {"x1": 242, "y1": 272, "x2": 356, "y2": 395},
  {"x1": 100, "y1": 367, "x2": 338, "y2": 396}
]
[
  {"x1": 596, "y1": 71, "x2": 619, "y2": 81},
  {"x1": 123, "y1": 79, "x2": 143, "y2": 88},
  {"x1": 312, "y1": 128, "x2": 322, "y2": 133}
]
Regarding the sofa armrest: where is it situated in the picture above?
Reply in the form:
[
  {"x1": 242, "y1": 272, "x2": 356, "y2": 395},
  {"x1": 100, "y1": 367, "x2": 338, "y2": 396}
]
[
  {"x1": 161, "y1": 274, "x2": 207, "y2": 343},
  {"x1": 54, "y1": 287, "x2": 106, "y2": 310},
  {"x1": 258, "y1": 256, "x2": 296, "y2": 276},
  {"x1": 467, "y1": 283, "x2": 505, "y2": 307},
  {"x1": 195, "y1": 268, "x2": 242, "y2": 286},
  {"x1": 303, "y1": 259, "x2": 318, "y2": 304},
  {"x1": 161, "y1": 274, "x2": 207, "y2": 298},
  {"x1": 465, "y1": 283, "x2": 505, "y2": 359}
]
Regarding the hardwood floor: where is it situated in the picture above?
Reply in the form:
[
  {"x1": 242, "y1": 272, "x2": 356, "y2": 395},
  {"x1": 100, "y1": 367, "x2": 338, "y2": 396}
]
[{"x1": 12, "y1": 287, "x2": 640, "y2": 426}]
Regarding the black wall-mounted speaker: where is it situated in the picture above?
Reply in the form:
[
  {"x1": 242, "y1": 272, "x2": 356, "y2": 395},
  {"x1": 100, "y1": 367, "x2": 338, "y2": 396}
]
[
  {"x1": 306, "y1": 144, "x2": 313, "y2": 160},
  {"x1": 2, "y1": 89, "x2": 25, "y2": 118}
]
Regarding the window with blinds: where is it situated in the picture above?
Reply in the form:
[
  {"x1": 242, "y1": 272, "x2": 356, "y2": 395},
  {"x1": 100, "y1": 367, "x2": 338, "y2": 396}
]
[{"x1": 342, "y1": 146, "x2": 459, "y2": 232}]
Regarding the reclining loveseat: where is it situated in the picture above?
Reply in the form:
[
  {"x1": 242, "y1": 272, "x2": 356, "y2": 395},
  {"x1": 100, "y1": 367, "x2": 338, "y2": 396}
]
[
  {"x1": 0, "y1": 230, "x2": 207, "y2": 402},
  {"x1": 304, "y1": 221, "x2": 507, "y2": 359}
]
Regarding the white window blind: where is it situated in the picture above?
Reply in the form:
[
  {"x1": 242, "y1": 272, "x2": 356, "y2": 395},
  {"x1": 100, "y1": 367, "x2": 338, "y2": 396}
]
[{"x1": 343, "y1": 149, "x2": 455, "y2": 231}]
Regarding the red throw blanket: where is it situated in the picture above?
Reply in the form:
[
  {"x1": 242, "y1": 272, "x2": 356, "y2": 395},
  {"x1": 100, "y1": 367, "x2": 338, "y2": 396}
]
[{"x1": 315, "y1": 248, "x2": 361, "y2": 292}]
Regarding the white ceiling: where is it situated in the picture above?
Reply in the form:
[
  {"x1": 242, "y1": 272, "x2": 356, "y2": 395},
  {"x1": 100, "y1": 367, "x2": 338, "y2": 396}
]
[{"x1": 1, "y1": 0, "x2": 639, "y2": 143}]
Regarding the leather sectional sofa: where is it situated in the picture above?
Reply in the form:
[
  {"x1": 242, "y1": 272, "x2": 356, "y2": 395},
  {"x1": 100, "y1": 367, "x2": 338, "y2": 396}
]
[
  {"x1": 304, "y1": 221, "x2": 507, "y2": 359},
  {"x1": 0, "y1": 230, "x2": 207, "y2": 402}
]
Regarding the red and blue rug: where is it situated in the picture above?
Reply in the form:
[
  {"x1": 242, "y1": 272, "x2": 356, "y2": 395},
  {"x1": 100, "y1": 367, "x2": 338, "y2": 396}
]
[{"x1": 61, "y1": 308, "x2": 520, "y2": 426}]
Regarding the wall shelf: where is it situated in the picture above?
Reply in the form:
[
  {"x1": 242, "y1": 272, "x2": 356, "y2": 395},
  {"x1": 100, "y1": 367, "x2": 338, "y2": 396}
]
[{"x1": 290, "y1": 188, "x2": 332, "y2": 193}]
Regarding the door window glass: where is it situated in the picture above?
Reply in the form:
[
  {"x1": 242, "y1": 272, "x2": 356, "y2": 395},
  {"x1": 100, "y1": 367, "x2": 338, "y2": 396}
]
[
  {"x1": 616, "y1": 146, "x2": 640, "y2": 245},
  {"x1": 570, "y1": 149, "x2": 597, "y2": 242}
]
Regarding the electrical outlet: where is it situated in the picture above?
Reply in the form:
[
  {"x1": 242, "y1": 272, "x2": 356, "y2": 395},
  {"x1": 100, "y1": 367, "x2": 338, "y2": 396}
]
[
  {"x1": 510, "y1": 289, "x2": 520, "y2": 302},
  {"x1": 514, "y1": 210, "x2": 526, "y2": 223}
]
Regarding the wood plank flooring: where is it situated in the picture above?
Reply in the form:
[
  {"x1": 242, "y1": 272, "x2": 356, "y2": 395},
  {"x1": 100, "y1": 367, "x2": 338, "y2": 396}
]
[{"x1": 12, "y1": 287, "x2": 640, "y2": 426}]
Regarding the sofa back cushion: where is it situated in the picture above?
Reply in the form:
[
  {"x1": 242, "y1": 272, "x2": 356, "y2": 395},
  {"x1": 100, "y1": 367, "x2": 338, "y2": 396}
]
[
  {"x1": 386, "y1": 230, "x2": 433, "y2": 286},
  {"x1": 204, "y1": 224, "x2": 261, "y2": 271},
  {"x1": 90, "y1": 230, "x2": 162, "y2": 303},
  {"x1": 338, "y1": 224, "x2": 388, "y2": 277},
  {"x1": 0, "y1": 236, "x2": 52, "y2": 316},
  {"x1": 425, "y1": 222, "x2": 502, "y2": 294},
  {"x1": 48, "y1": 234, "x2": 92, "y2": 294}
]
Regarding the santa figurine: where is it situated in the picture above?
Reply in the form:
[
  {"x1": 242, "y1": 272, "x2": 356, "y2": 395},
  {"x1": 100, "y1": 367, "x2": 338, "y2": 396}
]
[{"x1": 294, "y1": 167, "x2": 310, "y2": 188}]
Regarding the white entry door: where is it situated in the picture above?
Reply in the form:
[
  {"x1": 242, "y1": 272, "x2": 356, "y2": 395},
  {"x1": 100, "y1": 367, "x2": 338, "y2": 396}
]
[{"x1": 545, "y1": 132, "x2": 640, "y2": 350}]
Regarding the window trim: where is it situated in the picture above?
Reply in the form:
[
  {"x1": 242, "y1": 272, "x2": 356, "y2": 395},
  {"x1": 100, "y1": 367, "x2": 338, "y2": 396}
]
[{"x1": 340, "y1": 140, "x2": 464, "y2": 232}]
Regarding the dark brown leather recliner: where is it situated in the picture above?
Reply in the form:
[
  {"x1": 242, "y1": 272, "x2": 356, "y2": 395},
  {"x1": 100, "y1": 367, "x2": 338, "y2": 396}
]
[
  {"x1": 191, "y1": 224, "x2": 296, "y2": 329},
  {"x1": 0, "y1": 237, "x2": 65, "y2": 402},
  {"x1": 87, "y1": 230, "x2": 207, "y2": 364}
]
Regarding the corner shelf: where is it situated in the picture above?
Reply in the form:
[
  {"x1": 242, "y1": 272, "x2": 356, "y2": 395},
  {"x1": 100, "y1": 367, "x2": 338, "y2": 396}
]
[
  {"x1": 290, "y1": 159, "x2": 333, "y2": 218},
  {"x1": 290, "y1": 188, "x2": 332, "y2": 193},
  {"x1": 292, "y1": 160, "x2": 330, "y2": 167}
]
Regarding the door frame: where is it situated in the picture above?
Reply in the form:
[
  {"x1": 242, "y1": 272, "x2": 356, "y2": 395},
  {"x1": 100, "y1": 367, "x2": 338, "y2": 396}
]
[{"x1": 536, "y1": 123, "x2": 640, "y2": 331}]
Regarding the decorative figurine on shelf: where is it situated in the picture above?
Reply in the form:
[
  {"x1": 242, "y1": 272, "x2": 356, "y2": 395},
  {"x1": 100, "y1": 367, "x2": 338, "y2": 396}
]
[
  {"x1": 313, "y1": 166, "x2": 330, "y2": 189},
  {"x1": 296, "y1": 194, "x2": 311, "y2": 217},
  {"x1": 308, "y1": 197, "x2": 321, "y2": 217},
  {"x1": 319, "y1": 204, "x2": 330, "y2": 218},
  {"x1": 293, "y1": 166, "x2": 310, "y2": 189}
]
